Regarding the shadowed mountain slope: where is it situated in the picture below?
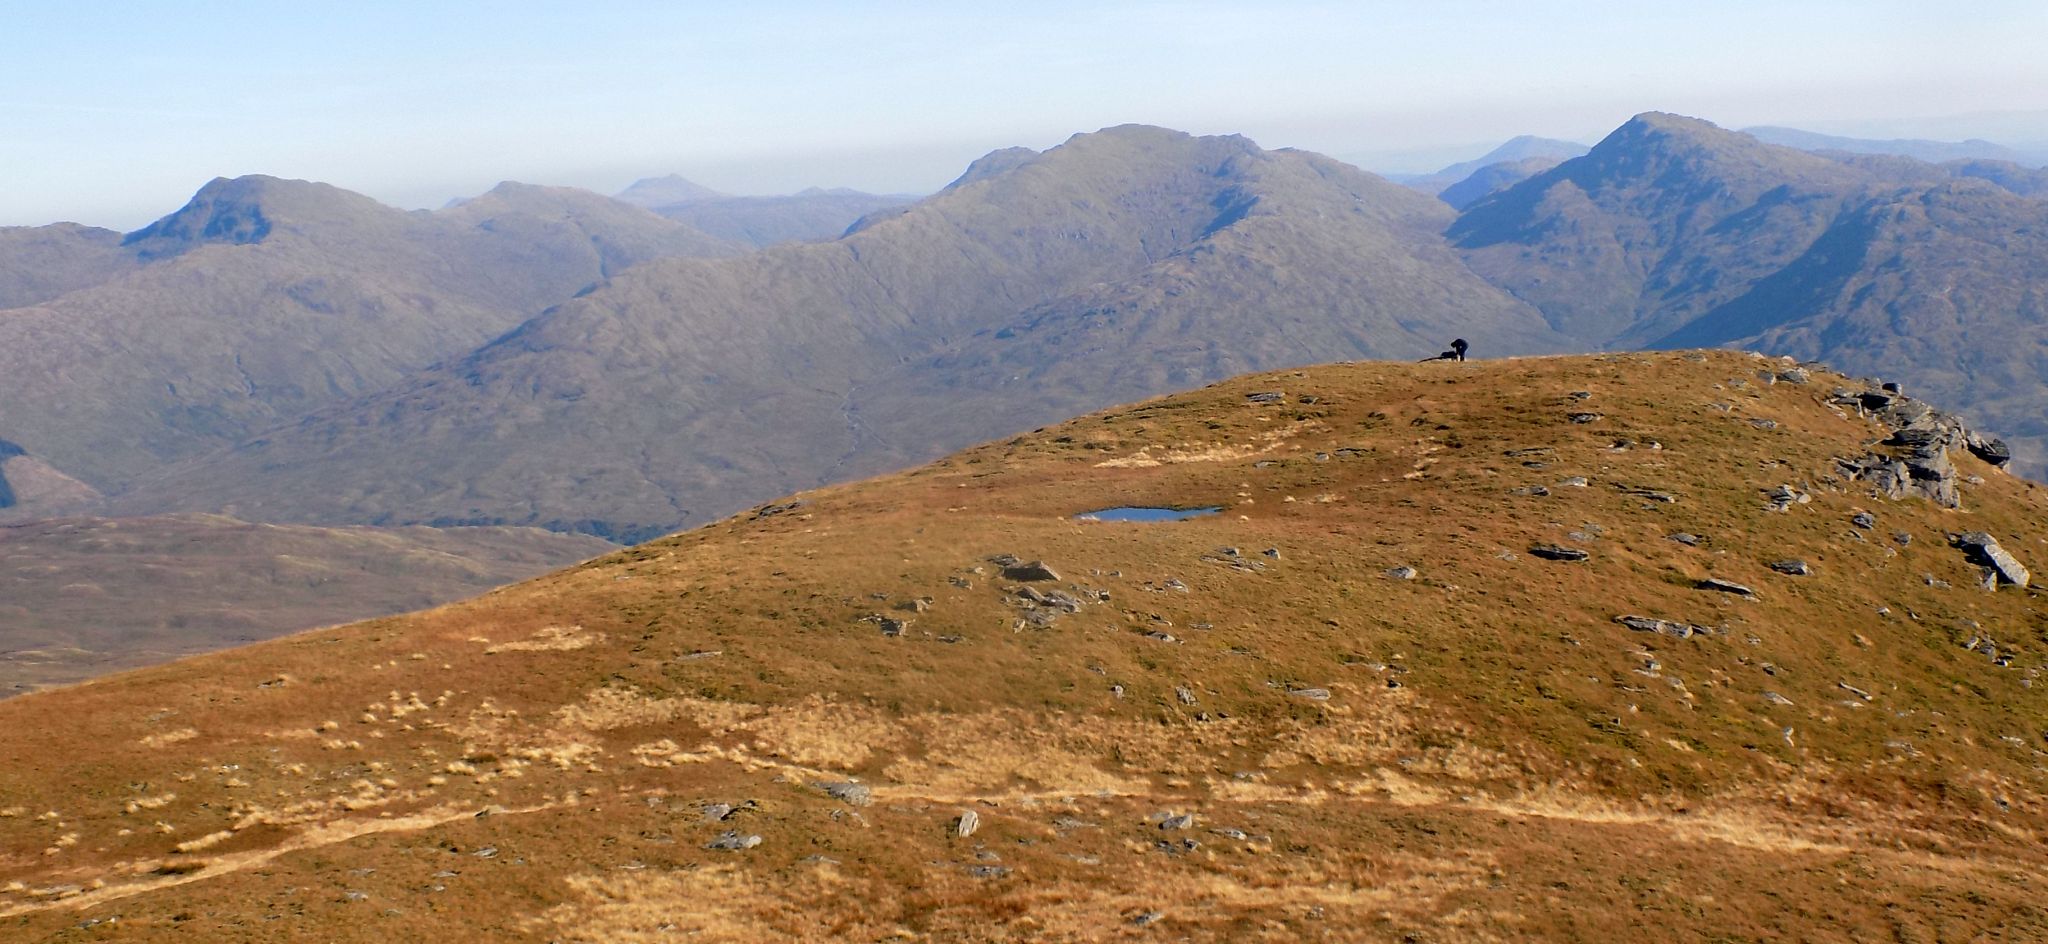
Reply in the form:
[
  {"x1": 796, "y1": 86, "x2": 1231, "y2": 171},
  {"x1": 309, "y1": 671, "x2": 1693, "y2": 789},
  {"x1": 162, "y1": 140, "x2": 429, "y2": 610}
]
[
  {"x1": 1452, "y1": 113, "x2": 2048, "y2": 471},
  {"x1": 1, "y1": 351, "x2": 2041, "y2": 940},
  {"x1": 121, "y1": 126, "x2": 1564, "y2": 540},
  {"x1": 0, "y1": 515, "x2": 612, "y2": 697},
  {"x1": 0, "y1": 176, "x2": 738, "y2": 492},
  {"x1": 1436, "y1": 156, "x2": 1565, "y2": 210}
]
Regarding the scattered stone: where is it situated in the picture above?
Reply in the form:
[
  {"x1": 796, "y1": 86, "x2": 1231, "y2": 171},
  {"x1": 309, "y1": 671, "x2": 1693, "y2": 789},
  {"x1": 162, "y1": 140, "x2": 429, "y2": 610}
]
[
  {"x1": 1002, "y1": 560, "x2": 1060, "y2": 582},
  {"x1": 1966, "y1": 434, "x2": 2013, "y2": 468},
  {"x1": 1615, "y1": 615, "x2": 1709, "y2": 639},
  {"x1": 1778, "y1": 368, "x2": 1810, "y2": 384},
  {"x1": 1384, "y1": 566, "x2": 1417, "y2": 580},
  {"x1": 1763, "y1": 691, "x2": 1794, "y2": 706},
  {"x1": 1158, "y1": 813, "x2": 1197, "y2": 830},
  {"x1": 1568, "y1": 412, "x2": 1603, "y2": 424},
  {"x1": 1838, "y1": 682, "x2": 1874, "y2": 702},
  {"x1": 704, "y1": 831, "x2": 762, "y2": 851},
  {"x1": 955, "y1": 810, "x2": 980, "y2": 838},
  {"x1": 1262, "y1": 547, "x2": 1281, "y2": 559},
  {"x1": 987, "y1": 554, "x2": 1021, "y2": 567},
  {"x1": 751, "y1": 500, "x2": 806, "y2": 519},
  {"x1": 1695, "y1": 578, "x2": 1756, "y2": 597},
  {"x1": 1132, "y1": 911, "x2": 1166, "y2": 927},
  {"x1": 969, "y1": 865, "x2": 1011, "y2": 879},
  {"x1": 1764, "y1": 485, "x2": 1811, "y2": 512},
  {"x1": 1215, "y1": 546, "x2": 1240, "y2": 558},
  {"x1": 1617, "y1": 485, "x2": 1678, "y2": 503},
  {"x1": 1289, "y1": 688, "x2": 1331, "y2": 701},
  {"x1": 877, "y1": 616, "x2": 909, "y2": 637},
  {"x1": 895, "y1": 598, "x2": 930, "y2": 613},
  {"x1": 1504, "y1": 447, "x2": 1555, "y2": 458},
  {"x1": 1246, "y1": 391, "x2": 1284, "y2": 404},
  {"x1": 1509, "y1": 485, "x2": 1551, "y2": 497},
  {"x1": 1769, "y1": 559, "x2": 1812, "y2": 577},
  {"x1": 812, "y1": 781, "x2": 873, "y2": 807},
  {"x1": 1144, "y1": 632, "x2": 1178, "y2": 643},
  {"x1": 1528, "y1": 544, "x2": 1589, "y2": 562},
  {"x1": 1750, "y1": 418, "x2": 1779, "y2": 430},
  {"x1": 1953, "y1": 532, "x2": 2029, "y2": 587},
  {"x1": 1558, "y1": 476, "x2": 1589, "y2": 488},
  {"x1": 1175, "y1": 686, "x2": 1197, "y2": 706},
  {"x1": 1210, "y1": 827, "x2": 1249, "y2": 840},
  {"x1": 1668, "y1": 532, "x2": 1703, "y2": 547},
  {"x1": 702, "y1": 803, "x2": 735, "y2": 822},
  {"x1": 1851, "y1": 512, "x2": 1876, "y2": 530}
]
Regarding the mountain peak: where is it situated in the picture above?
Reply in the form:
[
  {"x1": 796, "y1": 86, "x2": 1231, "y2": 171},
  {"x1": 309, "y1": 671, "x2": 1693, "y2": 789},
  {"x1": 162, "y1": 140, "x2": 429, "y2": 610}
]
[
  {"x1": 614, "y1": 174, "x2": 725, "y2": 209},
  {"x1": 122, "y1": 175, "x2": 395, "y2": 258}
]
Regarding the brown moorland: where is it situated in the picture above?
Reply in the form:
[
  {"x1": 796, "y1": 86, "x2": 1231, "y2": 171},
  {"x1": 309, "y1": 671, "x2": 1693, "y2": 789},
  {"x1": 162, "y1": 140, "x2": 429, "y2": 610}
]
[
  {"x1": 0, "y1": 515, "x2": 614, "y2": 696},
  {"x1": 0, "y1": 350, "x2": 2042, "y2": 941}
]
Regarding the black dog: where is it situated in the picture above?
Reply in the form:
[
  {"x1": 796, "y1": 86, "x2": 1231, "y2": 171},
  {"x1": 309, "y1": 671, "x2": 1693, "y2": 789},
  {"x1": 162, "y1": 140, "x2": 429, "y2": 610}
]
[{"x1": 1421, "y1": 338, "x2": 1469, "y2": 362}]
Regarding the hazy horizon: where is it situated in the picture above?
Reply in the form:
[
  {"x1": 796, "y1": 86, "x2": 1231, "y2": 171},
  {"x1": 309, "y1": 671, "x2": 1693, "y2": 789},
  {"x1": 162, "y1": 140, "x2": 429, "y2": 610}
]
[{"x1": 7, "y1": 1, "x2": 2048, "y2": 230}]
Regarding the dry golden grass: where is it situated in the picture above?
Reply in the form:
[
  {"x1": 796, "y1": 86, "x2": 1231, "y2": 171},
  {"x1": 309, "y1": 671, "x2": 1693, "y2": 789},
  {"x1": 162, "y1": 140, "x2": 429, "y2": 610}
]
[{"x1": 0, "y1": 351, "x2": 2044, "y2": 941}]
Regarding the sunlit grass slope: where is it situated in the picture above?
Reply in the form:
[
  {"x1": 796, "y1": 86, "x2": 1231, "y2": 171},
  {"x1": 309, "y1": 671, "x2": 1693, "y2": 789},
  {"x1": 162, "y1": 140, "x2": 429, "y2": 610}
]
[{"x1": 1, "y1": 350, "x2": 2042, "y2": 941}]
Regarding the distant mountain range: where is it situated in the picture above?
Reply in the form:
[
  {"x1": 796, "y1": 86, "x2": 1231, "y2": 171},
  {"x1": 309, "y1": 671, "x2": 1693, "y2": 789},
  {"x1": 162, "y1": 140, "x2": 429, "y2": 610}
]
[
  {"x1": 614, "y1": 175, "x2": 916, "y2": 247},
  {"x1": 114, "y1": 126, "x2": 1558, "y2": 540},
  {"x1": 1742, "y1": 125, "x2": 2046, "y2": 165},
  {"x1": 5, "y1": 113, "x2": 2048, "y2": 548}
]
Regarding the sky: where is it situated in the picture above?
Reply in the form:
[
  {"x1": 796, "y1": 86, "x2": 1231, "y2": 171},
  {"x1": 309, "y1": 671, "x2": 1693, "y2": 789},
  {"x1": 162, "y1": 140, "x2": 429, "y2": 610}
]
[{"x1": 5, "y1": 0, "x2": 2048, "y2": 229}]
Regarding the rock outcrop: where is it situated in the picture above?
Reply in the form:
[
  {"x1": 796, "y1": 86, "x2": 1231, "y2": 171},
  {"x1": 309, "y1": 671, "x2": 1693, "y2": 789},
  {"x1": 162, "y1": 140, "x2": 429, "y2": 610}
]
[{"x1": 1830, "y1": 377, "x2": 2011, "y2": 509}]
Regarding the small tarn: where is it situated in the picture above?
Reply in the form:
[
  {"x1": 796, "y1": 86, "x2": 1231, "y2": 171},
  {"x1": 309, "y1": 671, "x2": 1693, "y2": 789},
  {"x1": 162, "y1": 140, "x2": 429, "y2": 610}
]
[{"x1": 1075, "y1": 506, "x2": 1223, "y2": 522}]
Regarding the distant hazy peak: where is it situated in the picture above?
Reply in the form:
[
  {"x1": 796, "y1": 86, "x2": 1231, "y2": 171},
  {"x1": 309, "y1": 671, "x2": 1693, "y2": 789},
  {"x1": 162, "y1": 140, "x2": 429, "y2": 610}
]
[
  {"x1": 1743, "y1": 126, "x2": 2027, "y2": 165},
  {"x1": 447, "y1": 180, "x2": 671, "y2": 219},
  {"x1": 614, "y1": 174, "x2": 726, "y2": 208},
  {"x1": 1475, "y1": 135, "x2": 1587, "y2": 163},
  {"x1": 1061, "y1": 123, "x2": 1261, "y2": 155},
  {"x1": 122, "y1": 174, "x2": 396, "y2": 258}
]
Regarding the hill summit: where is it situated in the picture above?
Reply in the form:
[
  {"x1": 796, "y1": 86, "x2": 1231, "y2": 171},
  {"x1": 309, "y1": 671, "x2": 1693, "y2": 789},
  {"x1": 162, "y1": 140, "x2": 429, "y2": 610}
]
[{"x1": 0, "y1": 350, "x2": 2041, "y2": 940}]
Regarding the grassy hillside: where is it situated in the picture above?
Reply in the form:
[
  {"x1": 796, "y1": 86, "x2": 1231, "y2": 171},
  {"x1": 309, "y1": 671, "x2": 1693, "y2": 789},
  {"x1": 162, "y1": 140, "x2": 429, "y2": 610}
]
[{"x1": 1, "y1": 351, "x2": 2040, "y2": 941}]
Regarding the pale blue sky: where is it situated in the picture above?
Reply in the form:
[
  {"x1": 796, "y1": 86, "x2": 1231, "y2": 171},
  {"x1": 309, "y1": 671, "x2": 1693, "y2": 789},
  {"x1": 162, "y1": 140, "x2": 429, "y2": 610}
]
[{"x1": 5, "y1": 1, "x2": 2047, "y2": 229}]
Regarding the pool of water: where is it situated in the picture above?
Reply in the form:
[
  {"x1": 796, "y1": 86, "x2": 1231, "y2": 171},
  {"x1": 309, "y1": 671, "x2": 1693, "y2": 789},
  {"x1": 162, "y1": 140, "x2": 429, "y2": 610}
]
[{"x1": 1074, "y1": 506, "x2": 1222, "y2": 522}]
